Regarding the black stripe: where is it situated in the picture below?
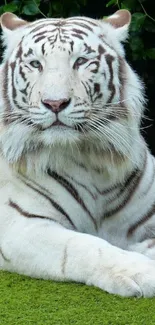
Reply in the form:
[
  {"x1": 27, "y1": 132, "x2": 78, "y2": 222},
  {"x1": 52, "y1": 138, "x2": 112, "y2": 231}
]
[
  {"x1": 86, "y1": 61, "x2": 100, "y2": 73},
  {"x1": 72, "y1": 28, "x2": 88, "y2": 37},
  {"x1": 127, "y1": 203, "x2": 155, "y2": 237},
  {"x1": 103, "y1": 153, "x2": 147, "y2": 219},
  {"x1": 30, "y1": 23, "x2": 55, "y2": 34},
  {"x1": 48, "y1": 170, "x2": 97, "y2": 230},
  {"x1": 118, "y1": 56, "x2": 126, "y2": 103},
  {"x1": 84, "y1": 43, "x2": 96, "y2": 54},
  {"x1": 18, "y1": 177, "x2": 76, "y2": 230},
  {"x1": 10, "y1": 62, "x2": 17, "y2": 100},
  {"x1": 105, "y1": 54, "x2": 116, "y2": 103},
  {"x1": 64, "y1": 174, "x2": 97, "y2": 200},
  {"x1": 24, "y1": 48, "x2": 34, "y2": 57},
  {"x1": 9, "y1": 199, "x2": 57, "y2": 223},
  {"x1": 103, "y1": 169, "x2": 143, "y2": 218},
  {"x1": 68, "y1": 17, "x2": 98, "y2": 27},
  {"x1": 3, "y1": 62, "x2": 11, "y2": 124},
  {"x1": 81, "y1": 81, "x2": 89, "y2": 96},
  {"x1": 34, "y1": 36, "x2": 47, "y2": 43},
  {"x1": 67, "y1": 21, "x2": 93, "y2": 31},
  {"x1": 71, "y1": 34, "x2": 83, "y2": 40},
  {"x1": 143, "y1": 158, "x2": 155, "y2": 196},
  {"x1": 32, "y1": 30, "x2": 48, "y2": 39},
  {"x1": 0, "y1": 248, "x2": 10, "y2": 262},
  {"x1": 95, "y1": 182, "x2": 120, "y2": 195}
]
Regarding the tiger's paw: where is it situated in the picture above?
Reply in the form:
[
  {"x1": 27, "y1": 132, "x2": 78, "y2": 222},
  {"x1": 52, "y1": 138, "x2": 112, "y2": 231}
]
[{"x1": 87, "y1": 251, "x2": 155, "y2": 297}]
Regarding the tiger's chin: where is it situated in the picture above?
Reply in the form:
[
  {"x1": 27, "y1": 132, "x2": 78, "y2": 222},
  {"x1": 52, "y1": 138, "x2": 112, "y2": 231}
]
[
  {"x1": 0, "y1": 121, "x2": 139, "y2": 179},
  {"x1": 0, "y1": 123, "x2": 83, "y2": 165}
]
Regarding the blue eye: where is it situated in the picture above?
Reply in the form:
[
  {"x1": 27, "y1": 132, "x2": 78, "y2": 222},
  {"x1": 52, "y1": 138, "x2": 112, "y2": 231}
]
[
  {"x1": 30, "y1": 60, "x2": 42, "y2": 70},
  {"x1": 73, "y1": 57, "x2": 88, "y2": 69},
  {"x1": 76, "y1": 57, "x2": 88, "y2": 65}
]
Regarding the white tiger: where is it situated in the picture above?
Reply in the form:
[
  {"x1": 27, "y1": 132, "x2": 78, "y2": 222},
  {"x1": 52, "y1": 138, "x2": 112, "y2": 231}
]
[{"x1": 0, "y1": 9, "x2": 155, "y2": 297}]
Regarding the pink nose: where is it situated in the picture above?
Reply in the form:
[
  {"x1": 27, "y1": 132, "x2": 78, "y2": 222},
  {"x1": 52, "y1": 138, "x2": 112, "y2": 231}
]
[{"x1": 42, "y1": 98, "x2": 71, "y2": 113}]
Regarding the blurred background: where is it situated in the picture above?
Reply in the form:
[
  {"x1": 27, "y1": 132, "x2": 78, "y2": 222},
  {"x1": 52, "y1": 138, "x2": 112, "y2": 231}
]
[{"x1": 0, "y1": 0, "x2": 155, "y2": 154}]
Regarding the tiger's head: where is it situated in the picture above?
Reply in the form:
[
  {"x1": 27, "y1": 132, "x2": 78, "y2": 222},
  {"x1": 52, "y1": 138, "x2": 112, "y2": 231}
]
[{"x1": 0, "y1": 10, "x2": 145, "y2": 168}]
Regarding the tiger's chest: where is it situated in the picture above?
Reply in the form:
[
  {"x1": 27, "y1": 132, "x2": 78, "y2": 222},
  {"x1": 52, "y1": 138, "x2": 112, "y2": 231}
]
[
  {"x1": 0, "y1": 158, "x2": 107, "y2": 235},
  {"x1": 0, "y1": 156, "x2": 151, "y2": 250}
]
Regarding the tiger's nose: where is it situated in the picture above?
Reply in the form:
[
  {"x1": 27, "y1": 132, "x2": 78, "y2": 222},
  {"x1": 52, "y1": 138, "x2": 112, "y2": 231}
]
[{"x1": 42, "y1": 98, "x2": 71, "y2": 113}]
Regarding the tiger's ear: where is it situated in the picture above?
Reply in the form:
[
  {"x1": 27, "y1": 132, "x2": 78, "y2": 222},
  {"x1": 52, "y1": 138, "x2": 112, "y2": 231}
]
[
  {"x1": 0, "y1": 12, "x2": 28, "y2": 54},
  {"x1": 0, "y1": 12, "x2": 28, "y2": 31},
  {"x1": 104, "y1": 9, "x2": 131, "y2": 42}
]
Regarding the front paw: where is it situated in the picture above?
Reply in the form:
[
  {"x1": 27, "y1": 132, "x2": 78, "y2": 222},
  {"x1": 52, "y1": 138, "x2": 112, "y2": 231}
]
[{"x1": 87, "y1": 252, "x2": 155, "y2": 297}]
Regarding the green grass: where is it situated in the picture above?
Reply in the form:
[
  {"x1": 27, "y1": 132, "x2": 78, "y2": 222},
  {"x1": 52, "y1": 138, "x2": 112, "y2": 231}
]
[{"x1": 0, "y1": 271, "x2": 155, "y2": 325}]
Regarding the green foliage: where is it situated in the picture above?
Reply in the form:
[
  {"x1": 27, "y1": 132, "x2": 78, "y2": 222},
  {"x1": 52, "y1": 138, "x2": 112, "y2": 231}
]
[
  {"x1": 22, "y1": 0, "x2": 41, "y2": 16},
  {"x1": 106, "y1": 0, "x2": 155, "y2": 61},
  {"x1": 0, "y1": 0, "x2": 88, "y2": 18}
]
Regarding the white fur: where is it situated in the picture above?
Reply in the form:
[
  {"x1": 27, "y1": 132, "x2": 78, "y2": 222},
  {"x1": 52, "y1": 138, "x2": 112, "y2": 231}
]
[{"x1": 0, "y1": 13, "x2": 155, "y2": 297}]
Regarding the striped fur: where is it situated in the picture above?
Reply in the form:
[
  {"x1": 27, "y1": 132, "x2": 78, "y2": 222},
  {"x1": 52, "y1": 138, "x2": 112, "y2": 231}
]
[{"x1": 0, "y1": 10, "x2": 155, "y2": 297}]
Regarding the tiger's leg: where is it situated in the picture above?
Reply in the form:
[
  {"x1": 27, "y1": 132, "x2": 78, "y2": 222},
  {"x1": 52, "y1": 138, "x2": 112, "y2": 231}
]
[{"x1": 1, "y1": 217, "x2": 155, "y2": 297}]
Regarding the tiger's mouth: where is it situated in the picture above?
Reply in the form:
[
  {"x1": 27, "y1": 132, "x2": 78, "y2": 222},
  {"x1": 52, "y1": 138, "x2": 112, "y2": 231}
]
[
  {"x1": 40, "y1": 119, "x2": 72, "y2": 131},
  {"x1": 52, "y1": 120, "x2": 68, "y2": 127},
  {"x1": 19, "y1": 115, "x2": 86, "y2": 134},
  {"x1": 39, "y1": 119, "x2": 85, "y2": 133}
]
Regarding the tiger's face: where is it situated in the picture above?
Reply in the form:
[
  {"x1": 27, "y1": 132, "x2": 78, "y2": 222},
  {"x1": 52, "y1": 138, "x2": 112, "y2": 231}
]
[
  {"x1": 0, "y1": 11, "x2": 144, "y2": 163},
  {"x1": 6, "y1": 19, "x2": 120, "y2": 132}
]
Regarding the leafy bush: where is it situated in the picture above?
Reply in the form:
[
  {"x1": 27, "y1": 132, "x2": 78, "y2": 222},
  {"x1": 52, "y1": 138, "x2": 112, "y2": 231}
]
[
  {"x1": 0, "y1": 0, "x2": 87, "y2": 18},
  {"x1": 106, "y1": 0, "x2": 155, "y2": 61}
]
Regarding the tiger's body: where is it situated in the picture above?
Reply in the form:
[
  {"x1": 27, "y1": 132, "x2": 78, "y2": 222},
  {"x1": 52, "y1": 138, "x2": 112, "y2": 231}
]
[{"x1": 0, "y1": 10, "x2": 155, "y2": 297}]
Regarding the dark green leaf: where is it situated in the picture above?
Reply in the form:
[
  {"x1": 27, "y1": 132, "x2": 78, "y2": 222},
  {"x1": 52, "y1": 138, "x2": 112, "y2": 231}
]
[
  {"x1": 106, "y1": 0, "x2": 116, "y2": 8},
  {"x1": 129, "y1": 36, "x2": 144, "y2": 59},
  {"x1": 130, "y1": 13, "x2": 146, "y2": 32},
  {"x1": 0, "y1": 6, "x2": 4, "y2": 15},
  {"x1": 22, "y1": 3, "x2": 40, "y2": 15},
  {"x1": 145, "y1": 48, "x2": 155, "y2": 59},
  {"x1": 121, "y1": 3, "x2": 129, "y2": 9},
  {"x1": 120, "y1": 0, "x2": 136, "y2": 10},
  {"x1": 52, "y1": 2, "x2": 63, "y2": 13},
  {"x1": 144, "y1": 20, "x2": 155, "y2": 33},
  {"x1": 2, "y1": 3, "x2": 18, "y2": 13}
]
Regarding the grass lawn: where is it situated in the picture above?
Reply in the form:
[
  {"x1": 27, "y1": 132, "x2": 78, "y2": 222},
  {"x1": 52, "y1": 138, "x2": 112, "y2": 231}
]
[{"x1": 0, "y1": 271, "x2": 155, "y2": 325}]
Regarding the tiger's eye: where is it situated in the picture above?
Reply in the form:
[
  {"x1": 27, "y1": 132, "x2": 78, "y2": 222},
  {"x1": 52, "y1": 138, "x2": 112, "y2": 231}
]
[
  {"x1": 30, "y1": 60, "x2": 42, "y2": 70},
  {"x1": 73, "y1": 57, "x2": 88, "y2": 69}
]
